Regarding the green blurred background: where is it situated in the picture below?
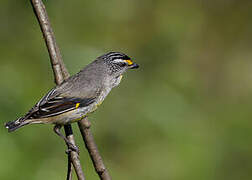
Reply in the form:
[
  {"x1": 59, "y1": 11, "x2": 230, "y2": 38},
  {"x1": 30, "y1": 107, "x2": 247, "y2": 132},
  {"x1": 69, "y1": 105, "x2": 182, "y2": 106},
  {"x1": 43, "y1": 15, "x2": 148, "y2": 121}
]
[{"x1": 1, "y1": 0, "x2": 252, "y2": 179}]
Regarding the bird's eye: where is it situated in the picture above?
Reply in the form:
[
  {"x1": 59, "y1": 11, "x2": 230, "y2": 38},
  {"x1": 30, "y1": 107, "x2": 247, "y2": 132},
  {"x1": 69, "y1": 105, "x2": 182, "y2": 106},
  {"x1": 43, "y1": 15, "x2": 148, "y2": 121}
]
[{"x1": 120, "y1": 62, "x2": 127, "y2": 67}]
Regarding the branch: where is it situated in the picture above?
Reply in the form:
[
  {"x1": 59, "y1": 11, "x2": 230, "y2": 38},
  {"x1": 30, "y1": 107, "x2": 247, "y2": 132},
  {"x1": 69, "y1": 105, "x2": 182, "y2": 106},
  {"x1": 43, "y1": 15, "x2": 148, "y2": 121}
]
[
  {"x1": 66, "y1": 151, "x2": 73, "y2": 180},
  {"x1": 78, "y1": 118, "x2": 112, "y2": 180},
  {"x1": 30, "y1": 0, "x2": 85, "y2": 179}
]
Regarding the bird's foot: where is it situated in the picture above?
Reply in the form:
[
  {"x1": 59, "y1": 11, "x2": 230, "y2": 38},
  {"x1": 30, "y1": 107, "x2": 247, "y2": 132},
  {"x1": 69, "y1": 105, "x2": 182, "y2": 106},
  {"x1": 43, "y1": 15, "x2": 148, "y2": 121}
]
[{"x1": 65, "y1": 143, "x2": 80, "y2": 155}]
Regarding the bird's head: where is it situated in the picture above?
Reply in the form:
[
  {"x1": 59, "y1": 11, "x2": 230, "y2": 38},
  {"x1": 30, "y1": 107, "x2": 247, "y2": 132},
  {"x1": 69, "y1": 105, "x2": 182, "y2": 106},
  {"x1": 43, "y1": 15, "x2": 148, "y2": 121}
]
[{"x1": 99, "y1": 52, "x2": 139, "y2": 77}]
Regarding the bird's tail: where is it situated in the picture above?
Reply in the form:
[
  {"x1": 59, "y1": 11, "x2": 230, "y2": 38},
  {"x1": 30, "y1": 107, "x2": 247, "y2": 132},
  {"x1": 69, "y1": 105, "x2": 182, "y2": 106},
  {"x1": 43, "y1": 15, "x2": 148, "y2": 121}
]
[{"x1": 5, "y1": 118, "x2": 31, "y2": 132}]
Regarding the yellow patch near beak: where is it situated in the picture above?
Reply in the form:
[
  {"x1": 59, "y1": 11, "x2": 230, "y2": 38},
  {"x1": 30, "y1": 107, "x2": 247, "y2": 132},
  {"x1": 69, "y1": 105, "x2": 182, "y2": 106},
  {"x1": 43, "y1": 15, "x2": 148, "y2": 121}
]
[{"x1": 125, "y1": 60, "x2": 133, "y2": 65}]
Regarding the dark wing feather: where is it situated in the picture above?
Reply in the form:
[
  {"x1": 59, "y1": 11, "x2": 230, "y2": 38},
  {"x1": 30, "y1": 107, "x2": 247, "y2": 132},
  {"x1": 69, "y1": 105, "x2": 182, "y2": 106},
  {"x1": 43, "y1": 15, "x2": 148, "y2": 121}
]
[
  {"x1": 30, "y1": 97, "x2": 95, "y2": 119},
  {"x1": 23, "y1": 88, "x2": 96, "y2": 120}
]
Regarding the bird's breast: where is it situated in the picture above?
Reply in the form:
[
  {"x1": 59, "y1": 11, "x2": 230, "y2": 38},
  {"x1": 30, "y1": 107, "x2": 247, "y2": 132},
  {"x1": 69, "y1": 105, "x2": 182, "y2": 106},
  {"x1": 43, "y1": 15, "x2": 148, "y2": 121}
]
[
  {"x1": 111, "y1": 75, "x2": 123, "y2": 88},
  {"x1": 92, "y1": 86, "x2": 112, "y2": 110}
]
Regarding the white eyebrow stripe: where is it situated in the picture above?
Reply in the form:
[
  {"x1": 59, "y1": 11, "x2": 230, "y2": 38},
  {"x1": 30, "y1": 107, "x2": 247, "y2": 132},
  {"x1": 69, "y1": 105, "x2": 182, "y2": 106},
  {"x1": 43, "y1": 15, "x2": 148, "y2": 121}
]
[
  {"x1": 111, "y1": 55, "x2": 124, "y2": 60},
  {"x1": 113, "y1": 59, "x2": 125, "y2": 63}
]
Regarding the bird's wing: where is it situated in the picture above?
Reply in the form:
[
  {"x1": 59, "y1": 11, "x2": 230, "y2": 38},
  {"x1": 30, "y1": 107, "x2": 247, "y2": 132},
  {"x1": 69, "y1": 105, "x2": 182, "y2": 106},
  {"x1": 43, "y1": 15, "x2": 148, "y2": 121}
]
[{"x1": 23, "y1": 88, "x2": 96, "y2": 120}]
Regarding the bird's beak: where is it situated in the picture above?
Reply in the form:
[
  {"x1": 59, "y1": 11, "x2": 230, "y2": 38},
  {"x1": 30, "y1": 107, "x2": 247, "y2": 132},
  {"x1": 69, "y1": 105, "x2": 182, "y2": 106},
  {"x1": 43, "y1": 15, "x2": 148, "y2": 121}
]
[{"x1": 129, "y1": 62, "x2": 139, "y2": 69}]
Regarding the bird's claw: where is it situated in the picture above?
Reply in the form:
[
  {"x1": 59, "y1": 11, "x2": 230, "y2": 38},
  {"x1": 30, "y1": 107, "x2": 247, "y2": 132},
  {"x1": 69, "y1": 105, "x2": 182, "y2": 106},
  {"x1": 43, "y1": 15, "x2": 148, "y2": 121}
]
[{"x1": 65, "y1": 143, "x2": 80, "y2": 155}]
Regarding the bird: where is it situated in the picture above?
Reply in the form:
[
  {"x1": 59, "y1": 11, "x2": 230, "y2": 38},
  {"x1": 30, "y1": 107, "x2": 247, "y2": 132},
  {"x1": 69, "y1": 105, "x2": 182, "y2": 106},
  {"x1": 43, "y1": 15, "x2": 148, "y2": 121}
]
[{"x1": 5, "y1": 52, "x2": 139, "y2": 152}]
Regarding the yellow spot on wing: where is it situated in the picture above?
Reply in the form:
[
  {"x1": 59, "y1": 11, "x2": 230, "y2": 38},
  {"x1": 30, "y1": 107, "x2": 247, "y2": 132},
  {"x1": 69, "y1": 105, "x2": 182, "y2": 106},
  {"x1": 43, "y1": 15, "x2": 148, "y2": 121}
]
[
  {"x1": 125, "y1": 60, "x2": 133, "y2": 65},
  {"x1": 75, "y1": 103, "x2": 80, "y2": 109}
]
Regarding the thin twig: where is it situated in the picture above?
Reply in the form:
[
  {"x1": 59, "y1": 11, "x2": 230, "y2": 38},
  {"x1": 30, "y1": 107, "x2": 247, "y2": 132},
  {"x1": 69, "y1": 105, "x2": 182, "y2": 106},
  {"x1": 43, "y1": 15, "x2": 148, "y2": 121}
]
[
  {"x1": 64, "y1": 125, "x2": 85, "y2": 180},
  {"x1": 30, "y1": 0, "x2": 85, "y2": 179},
  {"x1": 78, "y1": 118, "x2": 112, "y2": 180},
  {"x1": 66, "y1": 152, "x2": 73, "y2": 180}
]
